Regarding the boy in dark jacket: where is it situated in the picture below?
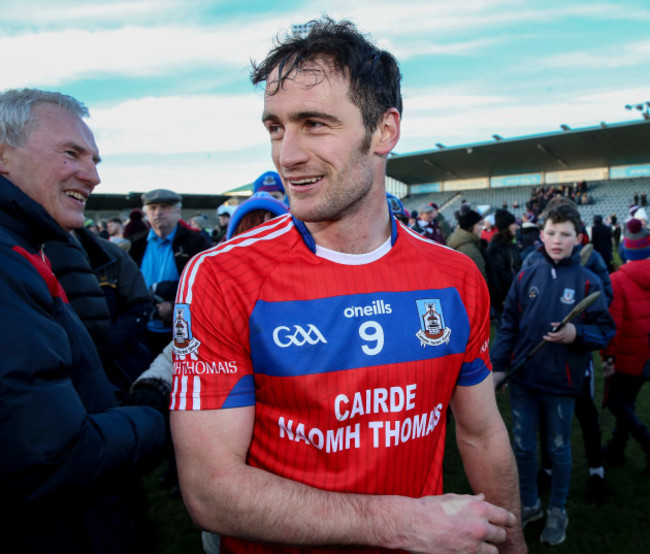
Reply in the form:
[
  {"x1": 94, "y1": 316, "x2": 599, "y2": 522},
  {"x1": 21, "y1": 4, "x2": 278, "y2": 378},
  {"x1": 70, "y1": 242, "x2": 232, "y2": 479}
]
[{"x1": 491, "y1": 204, "x2": 615, "y2": 546}]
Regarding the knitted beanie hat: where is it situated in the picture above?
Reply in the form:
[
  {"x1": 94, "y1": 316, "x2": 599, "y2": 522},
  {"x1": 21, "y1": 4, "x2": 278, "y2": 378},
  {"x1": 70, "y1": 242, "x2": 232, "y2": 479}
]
[
  {"x1": 455, "y1": 203, "x2": 483, "y2": 231},
  {"x1": 623, "y1": 219, "x2": 650, "y2": 261},
  {"x1": 494, "y1": 208, "x2": 516, "y2": 231},
  {"x1": 253, "y1": 171, "x2": 285, "y2": 194}
]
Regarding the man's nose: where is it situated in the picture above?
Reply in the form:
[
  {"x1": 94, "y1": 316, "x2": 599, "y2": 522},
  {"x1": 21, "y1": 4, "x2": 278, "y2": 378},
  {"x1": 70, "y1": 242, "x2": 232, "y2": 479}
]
[
  {"x1": 79, "y1": 160, "x2": 101, "y2": 188},
  {"x1": 277, "y1": 127, "x2": 309, "y2": 170}
]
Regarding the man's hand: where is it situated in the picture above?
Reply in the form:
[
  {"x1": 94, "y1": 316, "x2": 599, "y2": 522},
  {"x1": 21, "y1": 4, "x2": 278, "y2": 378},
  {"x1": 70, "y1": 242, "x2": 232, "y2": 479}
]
[
  {"x1": 157, "y1": 300, "x2": 174, "y2": 324},
  {"x1": 492, "y1": 371, "x2": 507, "y2": 390},
  {"x1": 543, "y1": 322, "x2": 576, "y2": 344},
  {"x1": 392, "y1": 493, "x2": 516, "y2": 554},
  {"x1": 602, "y1": 357, "x2": 615, "y2": 377}
]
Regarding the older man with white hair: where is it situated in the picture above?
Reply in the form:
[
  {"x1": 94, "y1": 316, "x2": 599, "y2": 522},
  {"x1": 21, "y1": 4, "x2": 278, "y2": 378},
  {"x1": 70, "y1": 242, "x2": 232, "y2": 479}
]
[{"x1": 0, "y1": 88, "x2": 167, "y2": 552}]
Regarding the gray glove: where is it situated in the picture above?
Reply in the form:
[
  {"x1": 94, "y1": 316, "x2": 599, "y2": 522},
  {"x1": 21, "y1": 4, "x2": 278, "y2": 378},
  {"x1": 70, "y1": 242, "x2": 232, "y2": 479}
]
[{"x1": 132, "y1": 341, "x2": 173, "y2": 397}]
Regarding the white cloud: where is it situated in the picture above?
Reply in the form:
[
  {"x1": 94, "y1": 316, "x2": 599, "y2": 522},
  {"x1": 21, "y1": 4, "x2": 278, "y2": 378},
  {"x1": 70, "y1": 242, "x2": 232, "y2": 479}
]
[
  {"x1": 399, "y1": 86, "x2": 650, "y2": 150},
  {"x1": 0, "y1": 25, "x2": 277, "y2": 88},
  {"x1": 97, "y1": 146, "x2": 274, "y2": 196},
  {"x1": 0, "y1": 0, "x2": 195, "y2": 25},
  {"x1": 90, "y1": 93, "x2": 268, "y2": 156},
  {"x1": 538, "y1": 41, "x2": 650, "y2": 70}
]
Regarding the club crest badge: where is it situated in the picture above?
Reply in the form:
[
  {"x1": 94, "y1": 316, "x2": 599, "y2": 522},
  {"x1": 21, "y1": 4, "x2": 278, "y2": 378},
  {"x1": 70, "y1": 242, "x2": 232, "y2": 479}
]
[
  {"x1": 415, "y1": 298, "x2": 452, "y2": 347},
  {"x1": 173, "y1": 303, "x2": 201, "y2": 359},
  {"x1": 528, "y1": 286, "x2": 540, "y2": 299},
  {"x1": 560, "y1": 288, "x2": 576, "y2": 305}
]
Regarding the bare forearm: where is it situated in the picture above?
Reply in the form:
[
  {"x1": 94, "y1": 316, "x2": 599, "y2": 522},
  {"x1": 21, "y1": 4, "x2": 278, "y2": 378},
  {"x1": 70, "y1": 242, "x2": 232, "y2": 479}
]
[
  {"x1": 173, "y1": 408, "x2": 516, "y2": 552},
  {"x1": 182, "y1": 461, "x2": 385, "y2": 547},
  {"x1": 457, "y1": 421, "x2": 526, "y2": 553},
  {"x1": 181, "y1": 459, "x2": 516, "y2": 552}
]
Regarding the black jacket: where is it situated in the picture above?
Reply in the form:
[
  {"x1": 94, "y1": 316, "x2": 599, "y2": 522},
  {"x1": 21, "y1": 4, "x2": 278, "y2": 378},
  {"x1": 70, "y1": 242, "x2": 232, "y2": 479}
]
[
  {"x1": 487, "y1": 231, "x2": 522, "y2": 312},
  {"x1": 44, "y1": 229, "x2": 156, "y2": 392},
  {"x1": 0, "y1": 176, "x2": 165, "y2": 553},
  {"x1": 129, "y1": 222, "x2": 212, "y2": 301},
  {"x1": 590, "y1": 222, "x2": 613, "y2": 265}
]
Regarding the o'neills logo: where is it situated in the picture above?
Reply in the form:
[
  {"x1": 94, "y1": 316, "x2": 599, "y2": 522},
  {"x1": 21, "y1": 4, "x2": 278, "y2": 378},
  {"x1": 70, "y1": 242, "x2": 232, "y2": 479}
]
[
  {"x1": 343, "y1": 300, "x2": 392, "y2": 319},
  {"x1": 415, "y1": 298, "x2": 451, "y2": 347},
  {"x1": 173, "y1": 303, "x2": 201, "y2": 359}
]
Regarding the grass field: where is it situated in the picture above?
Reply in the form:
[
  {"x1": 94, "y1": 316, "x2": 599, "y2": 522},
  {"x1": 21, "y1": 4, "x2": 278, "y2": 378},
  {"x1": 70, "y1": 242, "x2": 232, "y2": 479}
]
[
  {"x1": 145, "y1": 344, "x2": 650, "y2": 553},
  {"x1": 445, "y1": 356, "x2": 650, "y2": 553}
]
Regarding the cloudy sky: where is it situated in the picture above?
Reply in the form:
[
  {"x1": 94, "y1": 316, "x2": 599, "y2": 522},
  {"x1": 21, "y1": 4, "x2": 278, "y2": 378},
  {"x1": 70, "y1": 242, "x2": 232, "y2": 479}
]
[{"x1": 2, "y1": 0, "x2": 649, "y2": 195}]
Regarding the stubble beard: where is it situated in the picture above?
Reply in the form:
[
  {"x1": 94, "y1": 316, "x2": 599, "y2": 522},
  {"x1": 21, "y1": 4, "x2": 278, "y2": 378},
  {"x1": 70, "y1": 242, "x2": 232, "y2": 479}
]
[{"x1": 289, "y1": 133, "x2": 375, "y2": 224}]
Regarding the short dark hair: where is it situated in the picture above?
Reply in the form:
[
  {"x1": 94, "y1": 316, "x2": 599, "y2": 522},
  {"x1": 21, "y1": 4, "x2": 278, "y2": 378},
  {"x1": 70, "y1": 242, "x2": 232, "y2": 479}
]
[
  {"x1": 544, "y1": 204, "x2": 582, "y2": 235},
  {"x1": 251, "y1": 16, "x2": 402, "y2": 135}
]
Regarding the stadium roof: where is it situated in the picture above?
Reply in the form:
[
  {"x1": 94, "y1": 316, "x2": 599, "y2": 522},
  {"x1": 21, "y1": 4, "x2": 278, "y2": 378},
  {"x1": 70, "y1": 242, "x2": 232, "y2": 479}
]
[
  {"x1": 386, "y1": 119, "x2": 650, "y2": 185},
  {"x1": 86, "y1": 192, "x2": 228, "y2": 212}
]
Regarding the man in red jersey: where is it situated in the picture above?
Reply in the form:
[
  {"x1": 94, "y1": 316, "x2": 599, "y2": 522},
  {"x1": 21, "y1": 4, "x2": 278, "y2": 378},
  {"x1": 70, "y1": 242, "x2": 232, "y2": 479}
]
[{"x1": 170, "y1": 17, "x2": 525, "y2": 554}]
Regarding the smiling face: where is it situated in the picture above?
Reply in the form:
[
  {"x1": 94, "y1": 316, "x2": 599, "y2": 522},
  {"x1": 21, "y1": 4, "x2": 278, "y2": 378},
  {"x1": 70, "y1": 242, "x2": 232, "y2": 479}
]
[
  {"x1": 262, "y1": 61, "x2": 397, "y2": 229},
  {"x1": 0, "y1": 103, "x2": 100, "y2": 231},
  {"x1": 541, "y1": 220, "x2": 581, "y2": 262}
]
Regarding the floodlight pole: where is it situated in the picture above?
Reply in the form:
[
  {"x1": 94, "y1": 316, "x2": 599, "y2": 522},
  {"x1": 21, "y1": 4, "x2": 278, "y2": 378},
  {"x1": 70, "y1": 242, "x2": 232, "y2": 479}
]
[{"x1": 625, "y1": 102, "x2": 650, "y2": 120}]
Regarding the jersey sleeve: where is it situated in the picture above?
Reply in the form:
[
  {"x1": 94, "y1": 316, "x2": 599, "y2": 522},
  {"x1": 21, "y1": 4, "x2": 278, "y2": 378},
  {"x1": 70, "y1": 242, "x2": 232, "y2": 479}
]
[
  {"x1": 456, "y1": 264, "x2": 492, "y2": 386},
  {"x1": 170, "y1": 252, "x2": 255, "y2": 411}
]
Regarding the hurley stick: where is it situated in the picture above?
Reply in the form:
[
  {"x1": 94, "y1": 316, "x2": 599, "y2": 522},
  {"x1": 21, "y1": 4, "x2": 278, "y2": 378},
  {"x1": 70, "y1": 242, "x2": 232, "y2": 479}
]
[{"x1": 497, "y1": 290, "x2": 602, "y2": 388}]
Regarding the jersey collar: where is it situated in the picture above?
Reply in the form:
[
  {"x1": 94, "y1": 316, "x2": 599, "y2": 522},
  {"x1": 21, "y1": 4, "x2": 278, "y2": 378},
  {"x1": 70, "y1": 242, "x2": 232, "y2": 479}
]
[{"x1": 292, "y1": 206, "x2": 398, "y2": 256}]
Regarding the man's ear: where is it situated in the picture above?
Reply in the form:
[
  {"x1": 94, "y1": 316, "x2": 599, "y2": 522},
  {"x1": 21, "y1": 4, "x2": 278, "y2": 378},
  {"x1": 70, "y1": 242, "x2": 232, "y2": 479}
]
[
  {"x1": 0, "y1": 144, "x2": 9, "y2": 173},
  {"x1": 374, "y1": 108, "x2": 400, "y2": 156}
]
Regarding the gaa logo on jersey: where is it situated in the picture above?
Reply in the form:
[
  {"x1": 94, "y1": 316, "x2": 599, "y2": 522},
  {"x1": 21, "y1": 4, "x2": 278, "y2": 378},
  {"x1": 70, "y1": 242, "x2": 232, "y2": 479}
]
[
  {"x1": 528, "y1": 286, "x2": 540, "y2": 299},
  {"x1": 272, "y1": 324, "x2": 327, "y2": 348},
  {"x1": 415, "y1": 298, "x2": 452, "y2": 347},
  {"x1": 173, "y1": 303, "x2": 201, "y2": 359},
  {"x1": 560, "y1": 288, "x2": 576, "y2": 305}
]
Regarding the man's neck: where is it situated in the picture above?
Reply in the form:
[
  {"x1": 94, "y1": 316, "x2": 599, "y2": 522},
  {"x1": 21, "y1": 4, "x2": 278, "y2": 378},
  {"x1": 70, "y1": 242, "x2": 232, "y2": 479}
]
[
  {"x1": 305, "y1": 204, "x2": 392, "y2": 255},
  {"x1": 155, "y1": 224, "x2": 177, "y2": 240}
]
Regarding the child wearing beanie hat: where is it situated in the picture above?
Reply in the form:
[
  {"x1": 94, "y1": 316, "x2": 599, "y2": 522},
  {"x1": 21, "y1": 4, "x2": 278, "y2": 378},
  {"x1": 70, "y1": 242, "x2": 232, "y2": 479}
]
[
  {"x1": 601, "y1": 217, "x2": 650, "y2": 476},
  {"x1": 622, "y1": 218, "x2": 650, "y2": 262},
  {"x1": 253, "y1": 171, "x2": 285, "y2": 201}
]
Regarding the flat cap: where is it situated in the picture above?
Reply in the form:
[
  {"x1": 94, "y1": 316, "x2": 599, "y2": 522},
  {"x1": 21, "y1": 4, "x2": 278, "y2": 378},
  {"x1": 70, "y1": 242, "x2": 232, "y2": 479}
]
[{"x1": 141, "y1": 189, "x2": 182, "y2": 205}]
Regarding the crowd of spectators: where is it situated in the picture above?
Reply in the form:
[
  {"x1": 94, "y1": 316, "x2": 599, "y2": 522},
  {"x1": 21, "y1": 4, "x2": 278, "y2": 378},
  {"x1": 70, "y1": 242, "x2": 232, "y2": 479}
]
[{"x1": 515, "y1": 181, "x2": 592, "y2": 219}]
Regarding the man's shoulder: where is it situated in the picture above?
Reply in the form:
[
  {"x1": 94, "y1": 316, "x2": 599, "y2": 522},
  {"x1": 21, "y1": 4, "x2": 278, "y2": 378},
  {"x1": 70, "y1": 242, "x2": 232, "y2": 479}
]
[
  {"x1": 175, "y1": 223, "x2": 211, "y2": 249},
  {"x1": 402, "y1": 224, "x2": 470, "y2": 259},
  {"x1": 513, "y1": 259, "x2": 550, "y2": 287},
  {"x1": 186, "y1": 215, "x2": 297, "y2": 273},
  {"x1": 399, "y1": 224, "x2": 483, "y2": 285}
]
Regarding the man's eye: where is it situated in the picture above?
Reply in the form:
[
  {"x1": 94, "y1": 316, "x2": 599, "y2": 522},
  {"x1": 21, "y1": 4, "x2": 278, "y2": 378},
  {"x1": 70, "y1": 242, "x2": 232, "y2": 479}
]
[
  {"x1": 307, "y1": 120, "x2": 324, "y2": 129},
  {"x1": 64, "y1": 150, "x2": 78, "y2": 158}
]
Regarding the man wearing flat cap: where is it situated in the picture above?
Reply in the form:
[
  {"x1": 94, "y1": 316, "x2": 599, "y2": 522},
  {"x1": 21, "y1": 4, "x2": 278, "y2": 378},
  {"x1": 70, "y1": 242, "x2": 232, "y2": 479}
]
[
  {"x1": 129, "y1": 188, "x2": 211, "y2": 355},
  {"x1": 416, "y1": 202, "x2": 446, "y2": 244}
]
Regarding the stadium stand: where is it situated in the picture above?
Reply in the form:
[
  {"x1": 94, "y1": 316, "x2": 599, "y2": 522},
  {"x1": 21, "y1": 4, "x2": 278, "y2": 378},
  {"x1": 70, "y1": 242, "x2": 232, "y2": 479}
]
[{"x1": 403, "y1": 176, "x2": 650, "y2": 228}]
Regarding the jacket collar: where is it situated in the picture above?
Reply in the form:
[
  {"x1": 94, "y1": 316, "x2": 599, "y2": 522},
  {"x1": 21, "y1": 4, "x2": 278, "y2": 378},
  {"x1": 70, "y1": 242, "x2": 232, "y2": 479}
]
[
  {"x1": 540, "y1": 244, "x2": 581, "y2": 267},
  {"x1": 0, "y1": 175, "x2": 70, "y2": 250}
]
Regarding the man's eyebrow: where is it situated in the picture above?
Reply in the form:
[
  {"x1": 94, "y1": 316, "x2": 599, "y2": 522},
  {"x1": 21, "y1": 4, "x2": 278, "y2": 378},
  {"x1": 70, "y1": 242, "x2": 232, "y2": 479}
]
[
  {"x1": 262, "y1": 111, "x2": 342, "y2": 125},
  {"x1": 62, "y1": 141, "x2": 102, "y2": 165}
]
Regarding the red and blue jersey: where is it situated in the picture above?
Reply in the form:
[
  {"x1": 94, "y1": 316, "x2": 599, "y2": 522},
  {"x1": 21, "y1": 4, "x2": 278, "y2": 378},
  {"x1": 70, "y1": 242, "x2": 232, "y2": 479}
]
[{"x1": 172, "y1": 214, "x2": 492, "y2": 552}]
